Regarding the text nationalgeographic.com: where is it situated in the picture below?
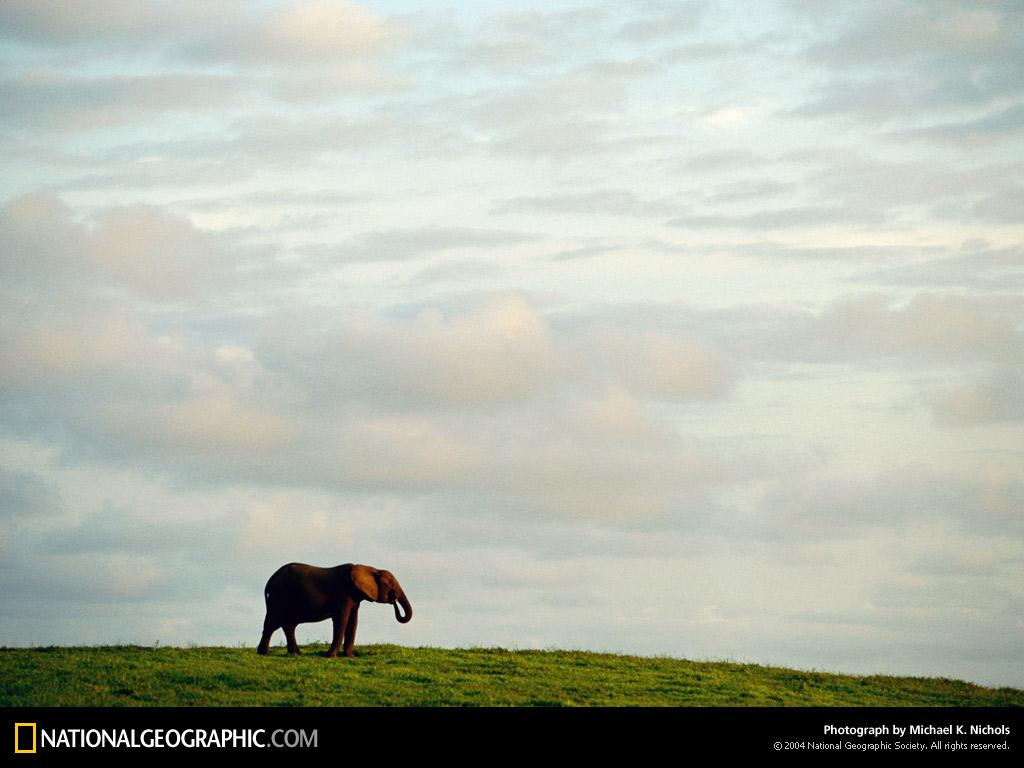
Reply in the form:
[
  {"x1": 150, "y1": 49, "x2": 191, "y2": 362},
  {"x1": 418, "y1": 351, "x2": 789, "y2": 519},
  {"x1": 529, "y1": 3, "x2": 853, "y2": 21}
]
[{"x1": 17, "y1": 726, "x2": 316, "y2": 751}]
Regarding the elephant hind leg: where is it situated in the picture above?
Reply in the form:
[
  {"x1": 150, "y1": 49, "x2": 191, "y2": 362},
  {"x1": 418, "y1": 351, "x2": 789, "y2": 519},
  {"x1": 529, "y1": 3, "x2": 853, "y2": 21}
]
[
  {"x1": 257, "y1": 615, "x2": 278, "y2": 655},
  {"x1": 284, "y1": 624, "x2": 301, "y2": 655}
]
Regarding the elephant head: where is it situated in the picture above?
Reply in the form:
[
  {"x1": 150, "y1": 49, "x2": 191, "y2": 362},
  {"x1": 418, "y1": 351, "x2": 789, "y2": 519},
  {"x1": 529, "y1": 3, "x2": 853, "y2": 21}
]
[{"x1": 351, "y1": 565, "x2": 413, "y2": 623}]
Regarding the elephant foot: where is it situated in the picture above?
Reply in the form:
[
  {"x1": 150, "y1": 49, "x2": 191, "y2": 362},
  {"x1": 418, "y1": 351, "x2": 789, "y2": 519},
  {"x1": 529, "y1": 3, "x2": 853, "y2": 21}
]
[
  {"x1": 257, "y1": 646, "x2": 269, "y2": 656},
  {"x1": 344, "y1": 650, "x2": 355, "y2": 658},
  {"x1": 326, "y1": 649, "x2": 338, "y2": 658}
]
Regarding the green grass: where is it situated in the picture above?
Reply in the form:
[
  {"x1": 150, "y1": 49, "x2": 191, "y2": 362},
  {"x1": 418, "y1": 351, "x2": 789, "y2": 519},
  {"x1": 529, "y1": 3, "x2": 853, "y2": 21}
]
[{"x1": 1, "y1": 645, "x2": 1021, "y2": 707}]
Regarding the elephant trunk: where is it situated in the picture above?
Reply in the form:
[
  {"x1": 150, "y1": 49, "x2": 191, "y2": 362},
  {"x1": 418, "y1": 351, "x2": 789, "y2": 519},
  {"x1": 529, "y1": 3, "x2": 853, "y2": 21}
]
[{"x1": 393, "y1": 593, "x2": 412, "y2": 623}]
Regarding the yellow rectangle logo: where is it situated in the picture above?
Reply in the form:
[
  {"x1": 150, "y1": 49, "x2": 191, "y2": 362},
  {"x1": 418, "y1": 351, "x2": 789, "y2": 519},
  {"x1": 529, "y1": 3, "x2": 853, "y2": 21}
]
[{"x1": 14, "y1": 723, "x2": 36, "y2": 754}]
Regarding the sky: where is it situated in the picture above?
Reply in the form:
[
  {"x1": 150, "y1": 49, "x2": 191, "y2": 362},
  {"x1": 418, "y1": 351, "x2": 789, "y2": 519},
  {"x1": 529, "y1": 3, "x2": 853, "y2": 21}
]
[{"x1": 1, "y1": 0, "x2": 1022, "y2": 687}]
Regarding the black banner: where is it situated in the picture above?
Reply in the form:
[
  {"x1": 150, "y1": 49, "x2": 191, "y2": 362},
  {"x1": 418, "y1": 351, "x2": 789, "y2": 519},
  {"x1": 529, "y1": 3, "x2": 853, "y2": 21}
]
[{"x1": 4, "y1": 706, "x2": 1021, "y2": 761}]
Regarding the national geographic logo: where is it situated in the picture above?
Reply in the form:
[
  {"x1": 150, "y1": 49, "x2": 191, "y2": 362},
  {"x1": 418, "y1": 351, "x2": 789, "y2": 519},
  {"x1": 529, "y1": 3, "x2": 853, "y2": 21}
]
[
  {"x1": 14, "y1": 723, "x2": 36, "y2": 754},
  {"x1": 11, "y1": 724, "x2": 316, "y2": 752}
]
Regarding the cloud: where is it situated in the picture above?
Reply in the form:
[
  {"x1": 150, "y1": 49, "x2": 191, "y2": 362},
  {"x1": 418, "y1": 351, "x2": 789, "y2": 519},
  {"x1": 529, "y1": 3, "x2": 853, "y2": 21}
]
[
  {"x1": 477, "y1": 74, "x2": 627, "y2": 129},
  {"x1": 668, "y1": 153, "x2": 1021, "y2": 234},
  {"x1": 404, "y1": 258, "x2": 506, "y2": 286},
  {"x1": 0, "y1": 308, "x2": 168, "y2": 394},
  {"x1": 245, "y1": 1, "x2": 393, "y2": 61},
  {"x1": 805, "y1": 2, "x2": 1018, "y2": 70},
  {"x1": 682, "y1": 149, "x2": 767, "y2": 172},
  {"x1": 683, "y1": 150, "x2": 1024, "y2": 233},
  {"x1": 704, "y1": 179, "x2": 794, "y2": 204},
  {"x1": 697, "y1": 291, "x2": 1024, "y2": 368},
  {"x1": 40, "y1": 505, "x2": 235, "y2": 557},
  {"x1": 576, "y1": 322, "x2": 734, "y2": 401},
  {"x1": 289, "y1": 294, "x2": 563, "y2": 407},
  {"x1": 264, "y1": 294, "x2": 736, "y2": 410},
  {"x1": 854, "y1": 242, "x2": 1024, "y2": 291},
  {"x1": 816, "y1": 293, "x2": 1024, "y2": 366},
  {"x1": 488, "y1": 5, "x2": 607, "y2": 38},
  {"x1": 762, "y1": 461, "x2": 1024, "y2": 540},
  {"x1": 0, "y1": 550, "x2": 166, "y2": 603},
  {"x1": 796, "y1": 1, "x2": 1024, "y2": 120},
  {"x1": 699, "y1": 106, "x2": 757, "y2": 130},
  {"x1": 667, "y1": 291, "x2": 1024, "y2": 375},
  {"x1": 494, "y1": 189, "x2": 677, "y2": 217},
  {"x1": 0, "y1": 195, "x2": 80, "y2": 281},
  {"x1": 894, "y1": 103, "x2": 1024, "y2": 146},
  {"x1": 0, "y1": 72, "x2": 244, "y2": 131},
  {"x1": 85, "y1": 207, "x2": 238, "y2": 299},
  {"x1": 795, "y1": 76, "x2": 977, "y2": 121},
  {"x1": 116, "y1": 111, "x2": 459, "y2": 175},
  {"x1": 549, "y1": 244, "x2": 623, "y2": 261},
  {"x1": 910, "y1": 540, "x2": 1023, "y2": 578},
  {"x1": 0, "y1": 468, "x2": 60, "y2": 520},
  {"x1": 0, "y1": 194, "x2": 245, "y2": 300},
  {"x1": 0, "y1": 2, "x2": 402, "y2": 114},
  {"x1": 304, "y1": 226, "x2": 537, "y2": 262},
  {"x1": 268, "y1": 64, "x2": 403, "y2": 101},
  {"x1": 44, "y1": 389, "x2": 734, "y2": 522},
  {"x1": 456, "y1": 67, "x2": 660, "y2": 158},
  {"x1": 969, "y1": 188, "x2": 1024, "y2": 224},
  {"x1": 0, "y1": 286, "x2": 742, "y2": 520},
  {"x1": 493, "y1": 119, "x2": 623, "y2": 157},
  {"x1": 0, "y1": 1, "x2": 397, "y2": 63},
  {"x1": 0, "y1": 0, "x2": 204, "y2": 48},
  {"x1": 329, "y1": 292, "x2": 561, "y2": 405},
  {"x1": 93, "y1": 392, "x2": 299, "y2": 462},
  {"x1": 667, "y1": 204, "x2": 886, "y2": 231},
  {"x1": 931, "y1": 369, "x2": 1024, "y2": 427},
  {"x1": 0, "y1": 469, "x2": 62, "y2": 554},
  {"x1": 435, "y1": 6, "x2": 610, "y2": 75},
  {"x1": 616, "y1": 0, "x2": 706, "y2": 43},
  {"x1": 735, "y1": 241, "x2": 932, "y2": 262}
]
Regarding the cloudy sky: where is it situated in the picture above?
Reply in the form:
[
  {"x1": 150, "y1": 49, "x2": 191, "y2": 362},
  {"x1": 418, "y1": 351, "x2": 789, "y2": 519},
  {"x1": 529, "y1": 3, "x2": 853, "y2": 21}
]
[{"x1": 1, "y1": 0, "x2": 1022, "y2": 687}]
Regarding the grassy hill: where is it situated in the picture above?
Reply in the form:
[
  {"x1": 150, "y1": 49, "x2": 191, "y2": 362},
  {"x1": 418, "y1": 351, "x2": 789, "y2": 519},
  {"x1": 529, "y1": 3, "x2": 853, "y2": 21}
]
[{"x1": 1, "y1": 645, "x2": 1021, "y2": 707}]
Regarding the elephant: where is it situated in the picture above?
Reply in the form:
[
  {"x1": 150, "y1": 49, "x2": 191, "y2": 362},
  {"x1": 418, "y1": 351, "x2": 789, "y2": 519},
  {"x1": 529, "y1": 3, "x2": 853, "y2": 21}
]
[{"x1": 257, "y1": 562, "x2": 412, "y2": 658}]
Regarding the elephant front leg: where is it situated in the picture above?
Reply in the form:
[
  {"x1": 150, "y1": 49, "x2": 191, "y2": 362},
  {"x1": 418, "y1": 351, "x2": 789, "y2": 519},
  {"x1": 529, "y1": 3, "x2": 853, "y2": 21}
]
[
  {"x1": 327, "y1": 603, "x2": 353, "y2": 658},
  {"x1": 343, "y1": 605, "x2": 359, "y2": 657},
  {"x1": 284, "y1": 624, "x2": 301, "y2": 655}
]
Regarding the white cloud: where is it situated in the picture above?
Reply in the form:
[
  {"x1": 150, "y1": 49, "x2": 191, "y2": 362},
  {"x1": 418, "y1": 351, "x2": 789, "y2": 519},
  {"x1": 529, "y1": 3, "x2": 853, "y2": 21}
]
[
  {"x1": 0, "y1": 310, "x2": 158, "y2": 386},
  {"x1": 938, "y1": 9, "x2": 1003, "y2": 44},
  {"x1": 580, "y1": 323, "x2": 734, "y2": 400},
  {"x1": 761, "y1": 460, "x2": 1024, "y2": 540},
  {"x1": 0, "y1": 1, "x2": 396, "y2": 63},
  {"x1": 931, "y1": 369, "x2": 1024, "y2": 427},
  {"x1": 494, "y1": 188, "x2": 677, "y2": 217},
  {"x1": 281, "y1": 294, "x2": 563, "y2": 407},
  {"x1": 818, "y1": 293, "x2": 1024, "y2": 366},
  {"x1": 263, "y1": 294, "x2": 736, "y2": 410},
  {"x1": 260, "y1": 1, "x2": 393, "y2": 60},
  {"x1": 0, "y1": 194, "x2": 242, "y2": 300},
  {"x1": 0, "y1": 72, "x2": 245, "y2": 132},
  {"x1": 0, "y1": 0, "x2": 200, "y2": 46},
  {"x1": 855, "y1": 242, "x2": 1024, "y2": 291},
  {"x1": 315, "y1": 226, "x2": 537, "y2": 262},
  {"x1": 700, "y1": 106, "x2": 756, "y2": 130},
  {"x1": 106, "y1": 553, "x2": 161, "y2": 598}
]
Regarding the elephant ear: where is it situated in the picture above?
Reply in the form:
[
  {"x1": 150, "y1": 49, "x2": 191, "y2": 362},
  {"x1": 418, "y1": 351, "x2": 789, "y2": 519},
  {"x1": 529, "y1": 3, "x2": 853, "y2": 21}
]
[{"x1": 350, "y1": 565, "x2": 380, "y2": 602}]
